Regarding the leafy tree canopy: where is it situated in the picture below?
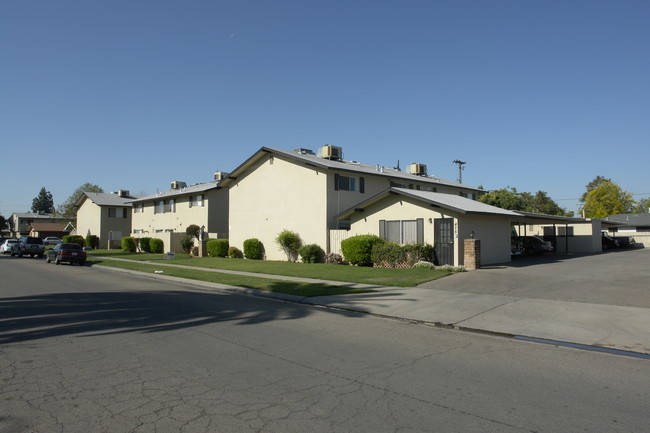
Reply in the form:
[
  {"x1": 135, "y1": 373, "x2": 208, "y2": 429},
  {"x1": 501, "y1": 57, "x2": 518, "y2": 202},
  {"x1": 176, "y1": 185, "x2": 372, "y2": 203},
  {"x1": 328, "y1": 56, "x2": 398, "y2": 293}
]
[
  {"x1": 582, "y1": 178, "x2": 634, "y2": 218},
  {"x1": 31, "y1": 187, "x2": 55, "y2": 214},
  {"x1": 57, "y1": 183, "x2": 104, "y2": 218},
  {"x1": 0, "y1": 213, "x2": 7, "y2": 231},
  {"x1": 633, "y1": 198, "x2": 650, "y2": 214},
  {"x1": 479, "y1": 187, "x2": 573, "y2": 216}
]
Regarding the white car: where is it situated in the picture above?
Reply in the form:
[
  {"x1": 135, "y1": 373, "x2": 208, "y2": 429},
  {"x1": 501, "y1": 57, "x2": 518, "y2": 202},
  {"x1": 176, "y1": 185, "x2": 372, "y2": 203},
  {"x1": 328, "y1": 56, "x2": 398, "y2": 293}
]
[
  {"x1": 43, "y1": 237, "x2": 62, "y2": 246},
  {"x1": 0, "y1": 239, "x2": 18, "y2": 254}
]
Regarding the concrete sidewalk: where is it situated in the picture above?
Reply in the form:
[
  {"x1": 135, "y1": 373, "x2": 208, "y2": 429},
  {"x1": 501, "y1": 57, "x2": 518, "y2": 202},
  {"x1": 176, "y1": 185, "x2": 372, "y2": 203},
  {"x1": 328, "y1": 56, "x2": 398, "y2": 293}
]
[{"x1": 95, "y1": 250, "x2": 650, "y2": 357}]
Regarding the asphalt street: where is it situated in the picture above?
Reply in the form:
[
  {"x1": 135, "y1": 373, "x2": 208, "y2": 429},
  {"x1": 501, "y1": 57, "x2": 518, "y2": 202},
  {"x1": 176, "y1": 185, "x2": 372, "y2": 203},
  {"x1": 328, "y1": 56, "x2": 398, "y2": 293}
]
[{"x1": 1, "y1": 255, "x2": 649, "y2": 433}]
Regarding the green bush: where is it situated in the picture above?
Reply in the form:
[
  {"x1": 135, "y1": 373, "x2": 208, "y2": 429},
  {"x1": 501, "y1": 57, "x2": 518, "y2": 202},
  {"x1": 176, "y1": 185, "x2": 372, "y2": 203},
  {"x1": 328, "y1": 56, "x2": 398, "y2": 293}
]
[
  {"x1": 180, "y1": 235, "x2": 194, "y2": 254},
  {"x1": 62, "y1": 235, "x2": 85, "y2": 247},
  {"x1": 85, "y1": 235, "x2": 99, "y2": 249},
  {"x1": 243, "y1": 238, "x2": 264, "y2": 260},
  {"x1": 371, "y1": 243, "x2": 436, "y2": 268},
  {"x1": 150, "y1": 238, "x2": 164, "y2": 254},
  {"x1": 299, "y1": 244, "x2": 325, "y2": 263},
  {"x1": 276, "y1": 229, "x2": 302, "y2": 262},
  {"x1": 207, "y1": 239, "x2": 229, "y2": 257},
  {"x1": 121, "y1": 236, "x2": 136, "y2": 252},
  {"x1": 228, "y1": 246, "x2": 243, "y2": 259},
  {"x1": 341, "y1": 234, "x2": 385, "y2": 266},
  {"x1": 139, "y1": 237, "x2": 152, "y2": 253}
]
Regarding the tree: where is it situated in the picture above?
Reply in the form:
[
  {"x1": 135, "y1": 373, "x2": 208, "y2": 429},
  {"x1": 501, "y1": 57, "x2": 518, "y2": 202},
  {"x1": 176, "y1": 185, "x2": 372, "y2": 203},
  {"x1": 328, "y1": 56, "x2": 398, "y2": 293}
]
[
  {"x1": 57, "y1": 183, "x2": 104, "y2": 218},
  {"x1": 479, "y1": 187, "x2": 572, "y2": 216},
  {"x1": 479, "y1": 187, "x2": 528, "y2": 212},
  {"x1": 0, "y1": 213, "x2": 7, "y2": 232},
  {"x1": 579, "y1": 176, "x2": 611, "y2": 204},
  {"x1": 582, "y1": 179, "x2": 634, "y2": 218},
  {"x1": 31, "y1": 187, "x2": 55, "y2": 214},
  {"x1": 633, "y1": 198, "x2": 650, "y2": 213}
]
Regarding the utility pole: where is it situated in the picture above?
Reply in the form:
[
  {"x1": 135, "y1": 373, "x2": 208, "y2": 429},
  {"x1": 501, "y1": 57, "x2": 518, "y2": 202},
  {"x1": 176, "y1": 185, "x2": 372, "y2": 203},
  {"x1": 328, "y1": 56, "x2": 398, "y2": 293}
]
[{"x1": 452, "y1": 160, "x2": 466, "y2": 184}]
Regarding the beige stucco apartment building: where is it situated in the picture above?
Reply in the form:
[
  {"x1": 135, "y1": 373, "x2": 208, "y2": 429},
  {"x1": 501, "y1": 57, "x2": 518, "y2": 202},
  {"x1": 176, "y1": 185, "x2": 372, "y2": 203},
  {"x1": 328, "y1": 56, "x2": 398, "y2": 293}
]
[
  {"x1": 74, "y1": 190, "x2": 138, "y2": 249},
  {"x1": 221, "y1": 146, "x2": 484, "y2": 262},
  {"x1": 128, "y1": 179, "x2": 229, "y2": 253}
]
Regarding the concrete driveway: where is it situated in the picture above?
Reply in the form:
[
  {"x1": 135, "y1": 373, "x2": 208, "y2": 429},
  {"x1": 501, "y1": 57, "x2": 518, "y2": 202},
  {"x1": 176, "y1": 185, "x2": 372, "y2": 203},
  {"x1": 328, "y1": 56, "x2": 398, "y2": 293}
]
[{"x1": 418, "y1": 247, "x2": 650, "y2": 308}]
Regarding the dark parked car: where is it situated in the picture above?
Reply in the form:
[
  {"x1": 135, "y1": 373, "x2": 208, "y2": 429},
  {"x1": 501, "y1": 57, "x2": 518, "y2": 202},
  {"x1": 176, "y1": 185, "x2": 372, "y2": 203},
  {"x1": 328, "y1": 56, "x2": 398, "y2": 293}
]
[
  {"x1": 11, "y1": 236, "x2": 45, "y2": 258},
  {"x1": 46, "y1": 243, "x2": 87, "y2": 265},
  {"x1": 513, "y1": 236, "x2": 554, "y2": 255},
  {"x1": 601, "y1": 234, "x2": 620, "y2": 250}
]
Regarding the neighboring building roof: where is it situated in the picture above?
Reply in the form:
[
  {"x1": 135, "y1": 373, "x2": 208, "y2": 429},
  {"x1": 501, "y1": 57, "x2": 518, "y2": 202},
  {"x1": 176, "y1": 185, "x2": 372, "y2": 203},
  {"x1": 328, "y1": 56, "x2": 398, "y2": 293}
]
[
  {"x1": 220, "y1": 147, "x2": 483, "y2": 192},
  {"x1": 12, "y1": 213, "x2": 60, "y2": 220},
  {"x1": 127, "y1": 181, "x2": 221, "y2": 204},
  {"x1": 75, "y1": 191, "x2": 139, "y2": 208},
  {"x1": 600, "y1": 213, "x2": 650, "y2": 227},
  {"x1": 336, "y1": 187, "x2": 521, "y2": 220},
  {"x1": 30, "y1": 222, "x2": 70, "y2": 232}
]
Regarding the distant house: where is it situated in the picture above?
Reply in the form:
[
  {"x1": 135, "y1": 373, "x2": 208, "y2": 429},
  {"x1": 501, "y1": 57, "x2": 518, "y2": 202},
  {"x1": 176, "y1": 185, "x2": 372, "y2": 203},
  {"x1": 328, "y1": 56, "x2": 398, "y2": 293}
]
[
  {"x1": 29, "y1": 222, "x2": 71, "y2": 240},
  {"x1": 74, "y1": 190, "x2": 138, "y2": 249},
  {"x1": 600, "y1": 213, "x2": 650, "y2": 246},
  {"x1": 220, "y1": 145, "x2": 483, "y2": 261},
  {"x1": 127, "y1": 177, "x2": 229, "y2": 253},
  {"x1": 9, "y1": 213, "x2": 72, "y2": 238}
]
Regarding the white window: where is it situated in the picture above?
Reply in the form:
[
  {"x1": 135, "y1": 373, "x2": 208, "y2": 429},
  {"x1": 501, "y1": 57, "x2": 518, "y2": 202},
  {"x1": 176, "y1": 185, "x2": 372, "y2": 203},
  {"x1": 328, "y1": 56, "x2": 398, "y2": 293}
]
[
  {"x1": 134, "y1": 203, "x2": 144, "y2": 213},
  {"x1": 190, "y1": 195, "x2": 204, "y2": 207},
  {"x1": 335, "y1": 175, "x2": 365, "y2": 193},
  {"x1": 170, "y1": 199, "x2": 175, "y2": 213},
  {"x1": 379, "y1": 219, "x2": 424, "y2": 244}
]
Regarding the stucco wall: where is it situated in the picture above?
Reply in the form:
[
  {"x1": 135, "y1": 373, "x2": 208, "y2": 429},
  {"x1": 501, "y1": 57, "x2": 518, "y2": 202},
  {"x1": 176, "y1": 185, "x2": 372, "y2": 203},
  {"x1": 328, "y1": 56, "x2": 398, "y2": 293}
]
[
  {"x1": 76, "y1": 200, "x2": 132, "y2": 249},
  {"x1": 228, "y1": 155, "x2": 328, "y2": 261}
]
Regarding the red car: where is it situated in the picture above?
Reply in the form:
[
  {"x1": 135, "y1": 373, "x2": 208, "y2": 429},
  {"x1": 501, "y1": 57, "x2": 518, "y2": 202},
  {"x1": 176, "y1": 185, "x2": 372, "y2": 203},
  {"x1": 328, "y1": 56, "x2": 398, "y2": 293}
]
[{"x1": 46, "y1": 243, "x2": 87, "y2": 266}]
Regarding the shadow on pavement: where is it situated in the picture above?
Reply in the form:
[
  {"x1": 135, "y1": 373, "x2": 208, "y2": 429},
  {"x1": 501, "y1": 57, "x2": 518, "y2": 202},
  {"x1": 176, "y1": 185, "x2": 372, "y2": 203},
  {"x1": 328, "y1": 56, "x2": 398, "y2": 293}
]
[{"x1": 0, "y1": 288, "x2": 359, "y2": 344}]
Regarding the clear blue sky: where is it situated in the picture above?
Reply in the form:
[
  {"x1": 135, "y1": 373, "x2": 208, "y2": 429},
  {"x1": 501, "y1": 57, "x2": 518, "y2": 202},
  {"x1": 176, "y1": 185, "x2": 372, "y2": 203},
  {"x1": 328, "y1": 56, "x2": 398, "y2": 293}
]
[{"x1": 2, "y1": 0, "x2": 649, "y2": 217}]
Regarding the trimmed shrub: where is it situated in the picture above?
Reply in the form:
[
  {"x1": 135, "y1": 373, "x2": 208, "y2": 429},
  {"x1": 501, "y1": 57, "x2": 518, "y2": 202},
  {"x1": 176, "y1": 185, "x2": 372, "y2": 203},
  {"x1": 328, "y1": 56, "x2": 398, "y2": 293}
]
[
  {"x1": 139, "y1": 237, "x2": 152, "y2": 253},
  {"x1": 372, "y1": 243, "x2": 436, "y2": 268},
  {"x1": 299, "y1": 244, "x2": 325, "y2": 263},
  {"x1": 207, "y1": 239, "x2": 229, "y2": 257},
  {"x1": 85, "y1": 235, "x2": 99, "y2": 249},
  {"x1": 276, "y1": 229, "x2": 302, "y2": 262},
  {"x1": 150, "y1": 238, "x2": 164, "y2": 254},
  {"x1": 63, "y1": 235, "x2": 85, "y2": 247},
  {"x1": 228, "y1": 246, "x2": 243, "y2": 259},
  {"x1": 180, "y1": 235, "x2": 194, "y2": 254},
  {"x1": 186, "y1": 224, "x2": 201, "y2": 239},
  {"x1": 412, "y1": 261, "x2": 435, "y2": 269},
  {"x1": 243, "y1": 238, "x2": 264, "y2": 260},
  {"x1": 121, "y1": 236, "x2": 136, "y2": 252},
  {"x1": 341, "y1": 234, "x2": 385, "y2": 266}
]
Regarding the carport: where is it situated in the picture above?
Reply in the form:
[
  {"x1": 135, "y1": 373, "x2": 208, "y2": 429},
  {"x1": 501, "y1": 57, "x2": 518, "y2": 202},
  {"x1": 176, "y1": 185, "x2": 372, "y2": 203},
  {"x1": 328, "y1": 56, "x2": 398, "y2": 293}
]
[{"x1": 511, "y1": 212, "x2": 601, "y2": 254}]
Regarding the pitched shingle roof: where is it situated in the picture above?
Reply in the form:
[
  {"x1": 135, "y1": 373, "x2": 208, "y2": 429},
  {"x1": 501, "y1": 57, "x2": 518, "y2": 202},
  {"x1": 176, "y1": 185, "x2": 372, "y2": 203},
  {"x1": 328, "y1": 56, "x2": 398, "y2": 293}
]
[
  {"x1": 221, "y1": 147, "x2": 483, "y2": 192},
  {"x1": 127, "y1": 181, "x2": 220, "y2": 203}
]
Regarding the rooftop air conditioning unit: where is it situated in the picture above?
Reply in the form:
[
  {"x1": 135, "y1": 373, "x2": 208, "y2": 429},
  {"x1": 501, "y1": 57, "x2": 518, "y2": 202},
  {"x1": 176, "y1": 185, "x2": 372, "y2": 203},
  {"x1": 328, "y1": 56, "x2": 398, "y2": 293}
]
[
  {"x1": 319, "y1": 144, "x2": 343, "y2": 161},
  {"x1": 118, "y1": 190, "x2": 130, "y2": 197},
  {"x1": 294, "y1": 148, "x2": 315, "y2": 155},
  {"x1": 214, "y1": 171, "x2": 229, "y2": 181},
  {"x1": 170, "y1": 181, "x2": 187, "y2": 190},
  {"x1": 408, "y1": 163, "x2": 427, "y2": 176}
]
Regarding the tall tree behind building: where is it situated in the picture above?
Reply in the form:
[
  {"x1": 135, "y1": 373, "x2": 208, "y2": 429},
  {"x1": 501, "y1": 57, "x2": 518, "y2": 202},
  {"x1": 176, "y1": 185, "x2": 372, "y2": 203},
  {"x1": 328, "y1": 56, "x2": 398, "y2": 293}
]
[{"x1": 31, "y1": 187, "x2": 55, "y2": 214}]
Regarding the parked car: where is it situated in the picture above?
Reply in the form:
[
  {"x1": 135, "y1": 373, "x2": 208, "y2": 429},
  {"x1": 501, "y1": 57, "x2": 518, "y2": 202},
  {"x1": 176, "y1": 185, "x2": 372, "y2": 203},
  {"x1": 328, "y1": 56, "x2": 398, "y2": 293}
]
[
  {"x1": 46, "y1": 243, "x2": 87, "y2": 265},
  {"x1": 513, "y1": 236, "x2": 554, "y2": 255},
  {"x1": 1, "y1": 239, "x2": 18, "y2": 254},
  {"x1": 601, "y1": 234, "x2": 620, "y2": 250},
  {"x1": 43, "y1": 236, "x2": 62, "y2": 246},
  {"x1": 11, "y1": 236, "x2": 45, "y2": 258}
]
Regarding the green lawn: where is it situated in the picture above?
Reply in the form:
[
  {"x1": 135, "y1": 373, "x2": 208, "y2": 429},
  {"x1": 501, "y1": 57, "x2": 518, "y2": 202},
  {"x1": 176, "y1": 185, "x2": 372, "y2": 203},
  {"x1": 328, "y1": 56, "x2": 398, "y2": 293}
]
[
  {"x1": 87, "y1": 258, "x2": 376, "y2": 297},
  {"x1": 88, "y1": 250, "x2": 453, "y2": 287}
]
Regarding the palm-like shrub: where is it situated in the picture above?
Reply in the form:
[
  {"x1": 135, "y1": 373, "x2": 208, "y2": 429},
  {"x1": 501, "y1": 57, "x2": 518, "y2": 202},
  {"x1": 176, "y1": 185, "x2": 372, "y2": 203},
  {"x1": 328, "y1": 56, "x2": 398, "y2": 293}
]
[{"x1": 276, "y1": 229, "x2": 302, "y2": 262}]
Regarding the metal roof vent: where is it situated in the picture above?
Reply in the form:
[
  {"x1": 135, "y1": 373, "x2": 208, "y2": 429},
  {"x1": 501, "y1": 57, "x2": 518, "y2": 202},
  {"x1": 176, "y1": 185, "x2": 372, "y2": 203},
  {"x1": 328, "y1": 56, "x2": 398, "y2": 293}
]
[{"x1": 294, "y1": 148, "x2": 315, "y2": 155}]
